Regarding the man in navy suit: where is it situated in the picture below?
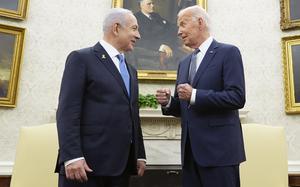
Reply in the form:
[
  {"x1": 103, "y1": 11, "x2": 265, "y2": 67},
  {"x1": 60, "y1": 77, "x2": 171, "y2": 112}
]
[
  {"x1": 55, "y1": 8, "x2": 146, "y2": 187},
  {"x1": 156, "y1": 5, "x2": 246, "y2": 187}
]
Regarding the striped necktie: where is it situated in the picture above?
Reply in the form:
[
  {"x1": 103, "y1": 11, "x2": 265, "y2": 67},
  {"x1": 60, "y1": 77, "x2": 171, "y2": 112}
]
[{"x1": 188, "y1": 49, "x2": 200, "y2": 84}]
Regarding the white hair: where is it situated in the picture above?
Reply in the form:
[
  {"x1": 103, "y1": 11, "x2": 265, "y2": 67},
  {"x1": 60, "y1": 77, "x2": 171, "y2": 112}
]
[
  {"x1": 102, "y1": 8, "x2": 133, "y2": 33},
  {"x1": 178, "y1": 5, "x2": 210, "y2": 30}
]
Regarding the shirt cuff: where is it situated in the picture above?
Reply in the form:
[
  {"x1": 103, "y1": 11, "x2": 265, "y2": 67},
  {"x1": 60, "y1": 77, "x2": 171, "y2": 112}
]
[
  {"x1": 138, "y1": 158, "x2": 147, "y2": 163},
  {"x1": 64, "y1": 157, "x2": 85, "y2": 167},
  {"x1": 190, "y1": 89, "x2": 196, "y2": 105},
  {"x1": 159, "y1": 44, "x2": 167, "y2": 52},
  {"x1": 162, "y1": 97, "x2": 172, "y2": 108}
]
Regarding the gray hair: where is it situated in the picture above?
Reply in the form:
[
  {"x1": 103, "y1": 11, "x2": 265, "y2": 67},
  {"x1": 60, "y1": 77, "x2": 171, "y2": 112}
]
[
  {"x1": 178, "y1": 5, "x2": 210, "y2": 30},
  {"x1": 102, "y1": 8, "x2": 133, "y2": 33}
]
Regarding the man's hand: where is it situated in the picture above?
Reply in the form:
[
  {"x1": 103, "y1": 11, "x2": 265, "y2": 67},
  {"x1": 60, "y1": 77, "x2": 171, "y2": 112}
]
[
  {"x1": 65, "y1": 159, "x2": 93, "y2": 182},
  {"x1": 156, "y1": 89, "x2": 171, "y2": 106},
  {"x1": 177, "y1": 83, "x2": 193, "y2": 101},
  {"x1": 137, "y1": 160, "x2": 146, "y2": 176},
  {"x1": 159, "y1": 44, "x2": 173, "y2": 58}
]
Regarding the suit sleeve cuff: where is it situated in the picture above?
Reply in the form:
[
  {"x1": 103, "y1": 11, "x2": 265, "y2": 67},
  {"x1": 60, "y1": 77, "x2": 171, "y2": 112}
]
[{"x1": 162, "y1": 97, "x2": 172, "y2": 108}]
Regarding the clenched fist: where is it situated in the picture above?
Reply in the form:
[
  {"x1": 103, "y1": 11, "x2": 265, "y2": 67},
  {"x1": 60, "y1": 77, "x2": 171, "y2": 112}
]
[{"x1": 155, "y1": 89, "x2": 171, "y2": 106}]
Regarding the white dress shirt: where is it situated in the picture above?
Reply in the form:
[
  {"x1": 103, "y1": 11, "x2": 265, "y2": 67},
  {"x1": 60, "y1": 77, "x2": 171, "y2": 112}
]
[{"x1": 100, "y1": 39, "x2": 123, "y2": 72}]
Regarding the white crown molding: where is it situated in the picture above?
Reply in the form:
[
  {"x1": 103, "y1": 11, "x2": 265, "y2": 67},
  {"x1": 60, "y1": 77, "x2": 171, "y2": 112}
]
[{"x1": 1, "y1": 160, "x2": 299, "y2": 176}]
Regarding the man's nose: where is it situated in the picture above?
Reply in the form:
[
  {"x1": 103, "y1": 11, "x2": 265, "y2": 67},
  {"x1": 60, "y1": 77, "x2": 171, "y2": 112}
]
[
  {"x1": 136, "y1": 31, "x2": 141, "y2": 40},
  {"x1": 177, "y1": 29, "x2": 182, "y2": 37}
]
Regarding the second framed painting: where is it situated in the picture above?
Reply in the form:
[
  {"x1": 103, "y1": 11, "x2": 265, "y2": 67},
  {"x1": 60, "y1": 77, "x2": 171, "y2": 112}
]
[
  {"x1": 280, "y1": 0, "x2": 300, "y2": 30},
  {"x1": 0, "y1": 0, "x2": 29, "y2": 20},
  {"x1": 0, "y1": 24, "x2": 25, "y2": 107},
  {"x1": 282, "y1": 35, "x2": 300, "y2": 114},
  {"x1": 112, "y1": 0, "x2": 207, "y2": 80}
]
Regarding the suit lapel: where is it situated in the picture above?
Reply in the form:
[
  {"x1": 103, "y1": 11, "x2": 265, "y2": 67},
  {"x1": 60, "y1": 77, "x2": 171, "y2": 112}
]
[
  {"x1": 192, "y1": 40, "x2": 218, "y2": 87},
  {"x1": 176, "y1": 56, "x2": 192, "y2": 109},
  {"x1": 127, "y1": 64, "x2": 136, "y2": 101},
  {"x1": 93, "y1": 42, "x2": 130, "y2": 99}
]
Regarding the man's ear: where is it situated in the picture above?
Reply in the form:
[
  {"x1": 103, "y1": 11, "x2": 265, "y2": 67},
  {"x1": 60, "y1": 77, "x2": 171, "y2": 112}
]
[
  {"x1": 198, "y1": 17, "x2": 203, "y2": 26},
  {"x1": 112, "y1": 23, "x2": 120, "y2": 35},
  {"x1": 197, "y1": 17, "x2": 205, "y2": 30}
]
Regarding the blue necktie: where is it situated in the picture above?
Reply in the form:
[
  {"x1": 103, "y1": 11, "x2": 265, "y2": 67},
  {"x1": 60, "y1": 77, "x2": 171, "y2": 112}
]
[
  {"x1": 188, "y1": 49, "x2": 200, "y2": 84},
  {"x1": 117, "y1": 54, "x2": 130, "y2": 96}
]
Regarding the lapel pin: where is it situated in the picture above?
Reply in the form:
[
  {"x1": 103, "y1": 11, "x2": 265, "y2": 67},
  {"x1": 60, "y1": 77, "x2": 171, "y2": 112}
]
[
  {"x1": 209, "y1": 51, "x2": 214, "y2": 54},
  {"x1": 101, "y1": 54, "x2": 106, "y2": 59}
]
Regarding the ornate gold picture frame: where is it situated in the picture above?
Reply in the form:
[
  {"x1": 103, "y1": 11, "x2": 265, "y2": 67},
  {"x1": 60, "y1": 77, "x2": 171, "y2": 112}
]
[
  {"x1": 282, "y1": 35, "x2": 300, "y2": 114},
  {"x1": 0, "y1": 24, "x2": 25, "y2": 107},
  {"x1": 112, "y1": 0, "x2": 207, "y2": 80},
  {"x1": 0, "y1": 0, "x2": 28, "y2": 20},
  {"x1": 280, "y1": 0, "x2": 300, "y2": 30}
]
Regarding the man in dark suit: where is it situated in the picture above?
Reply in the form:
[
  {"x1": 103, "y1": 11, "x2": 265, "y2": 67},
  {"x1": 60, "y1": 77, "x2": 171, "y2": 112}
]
[
  {"x1": 156, "y1": 5, "x2": 246, "y2": 187},
  {"x1": 55, "y1": 8, "x2": 146, "y2": 187}
]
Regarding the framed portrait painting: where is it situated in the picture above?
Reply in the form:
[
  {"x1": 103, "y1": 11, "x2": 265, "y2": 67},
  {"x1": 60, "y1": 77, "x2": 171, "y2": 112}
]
[
  {"x1": 0, "y1": 0, "x2": 28, "y2": 20},
  {"x1": 0, "y1": 24, "x2": 25, "y2": 107},
  {"x1": 282, "y1": 35, "x2": 300, "y2": 114},
  {"x1": 280, "y1": 0, "x2": 300, "y2": 30},
  {"x1": 112, "y1": 0, "x2": 207, "y2": 80}
]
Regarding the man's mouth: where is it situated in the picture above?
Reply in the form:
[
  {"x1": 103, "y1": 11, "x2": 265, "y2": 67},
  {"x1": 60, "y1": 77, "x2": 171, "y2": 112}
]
[{"x1": 181, "y1": 36, "x2": 187, "y2": 40}]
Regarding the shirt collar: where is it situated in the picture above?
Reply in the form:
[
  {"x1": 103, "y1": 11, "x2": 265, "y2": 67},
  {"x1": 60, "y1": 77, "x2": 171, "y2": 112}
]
[
  {"x1": 197, "y1": 36, "x2": 213, "y2": 55},
  {"x1": 99, "y1": 40, "x2": 123, "y2": 59},
  {"x1": 141, "y1": 12, "x2": 151, "y2": 19}
]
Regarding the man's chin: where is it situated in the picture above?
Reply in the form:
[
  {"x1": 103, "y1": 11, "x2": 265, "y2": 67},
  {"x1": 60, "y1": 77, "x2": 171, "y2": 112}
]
[
  {"x1": 125, "y1": 46, "x2": 134, "y2": 52},
  {"x1": 182, "y1": 41, "x2": 190, "y2": 47}
]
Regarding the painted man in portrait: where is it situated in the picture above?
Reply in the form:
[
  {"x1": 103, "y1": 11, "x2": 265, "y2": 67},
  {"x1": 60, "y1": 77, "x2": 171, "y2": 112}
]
[{"x1": 126, "y1": 0, "x2": 186, "y2": 70}]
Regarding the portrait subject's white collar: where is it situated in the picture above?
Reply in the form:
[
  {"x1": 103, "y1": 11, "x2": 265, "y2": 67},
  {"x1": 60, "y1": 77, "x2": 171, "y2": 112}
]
[{"x1": 141, "y1": 12, "x2": 151, "y2": 19}]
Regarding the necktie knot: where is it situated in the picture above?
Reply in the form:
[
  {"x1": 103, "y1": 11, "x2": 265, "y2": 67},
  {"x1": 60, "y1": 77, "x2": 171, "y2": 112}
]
[
  {"x1": 193, "y1": 48, "x2": 200, "y2": 55},
  {"x1": 117, "y1": 54, "x2": 125, "y2": 63}
]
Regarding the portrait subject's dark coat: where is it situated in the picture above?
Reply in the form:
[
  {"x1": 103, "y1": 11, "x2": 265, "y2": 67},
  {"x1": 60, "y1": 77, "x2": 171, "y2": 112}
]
[{"x1": 134, "y1": 11, "x2": 176, "y2": 51}]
